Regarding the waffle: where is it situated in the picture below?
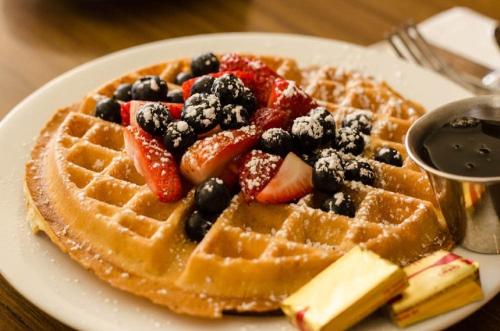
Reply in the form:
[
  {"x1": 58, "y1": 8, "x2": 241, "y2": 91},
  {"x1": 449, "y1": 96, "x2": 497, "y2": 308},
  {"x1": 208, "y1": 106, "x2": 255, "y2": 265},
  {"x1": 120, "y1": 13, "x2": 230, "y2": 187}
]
[{"x1": 25, "y1": 54, "x2": 452, "y2": 318}]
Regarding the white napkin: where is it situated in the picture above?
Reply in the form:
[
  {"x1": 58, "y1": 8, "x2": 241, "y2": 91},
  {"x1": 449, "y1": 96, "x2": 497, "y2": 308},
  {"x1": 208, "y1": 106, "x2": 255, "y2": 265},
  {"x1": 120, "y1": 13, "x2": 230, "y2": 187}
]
[{"x1": 371, "y1": 7, "x2": 500, "y2": 70}]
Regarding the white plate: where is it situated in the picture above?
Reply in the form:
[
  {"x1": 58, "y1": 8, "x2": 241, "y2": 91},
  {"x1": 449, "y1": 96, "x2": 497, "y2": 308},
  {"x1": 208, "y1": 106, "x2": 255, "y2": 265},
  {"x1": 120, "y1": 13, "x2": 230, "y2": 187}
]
[{"x1": 0, "y1": 33, "x2": 498, "y2": 331}]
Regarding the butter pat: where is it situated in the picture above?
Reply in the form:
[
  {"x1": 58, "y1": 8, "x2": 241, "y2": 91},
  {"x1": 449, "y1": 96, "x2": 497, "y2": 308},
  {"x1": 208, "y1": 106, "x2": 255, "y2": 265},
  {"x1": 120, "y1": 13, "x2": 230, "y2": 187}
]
[
  {"x1": 281, "y1": 246, "x2": 407, "y2": 331},
  {"x1": 390, "y1": 250, "x2": 483, "y2": 327}
]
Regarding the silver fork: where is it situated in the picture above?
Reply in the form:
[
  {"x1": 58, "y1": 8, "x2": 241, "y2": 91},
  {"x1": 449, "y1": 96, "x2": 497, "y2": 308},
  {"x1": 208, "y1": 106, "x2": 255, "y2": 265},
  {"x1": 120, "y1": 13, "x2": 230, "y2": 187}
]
[{"x1": 386, "y1": 23, "x2": 497, "y2": 95}]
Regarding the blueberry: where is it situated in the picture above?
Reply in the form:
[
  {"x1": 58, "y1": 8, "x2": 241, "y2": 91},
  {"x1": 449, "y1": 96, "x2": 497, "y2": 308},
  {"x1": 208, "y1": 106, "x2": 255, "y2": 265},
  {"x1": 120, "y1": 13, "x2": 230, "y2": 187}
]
[
  {"x1": 113, "y1": 83, "x2": 132, "y2": 102},
  {"x1": 95, "y1": 97, "x2": 121, "y2": 124},
  {"x1": 322, "y1": 192, "x2": 355, "y2": 217},
  {"x1": 166, "y1": 90, "x2": 184, "y2": 103},
  {"x1": 259, "y1": 128, "x2": 292, "y2": 156},
  {"x1": 131, "y1": 76, "x2": 168, "y2": 101},
  {"x1": 191, "y1": 52, "x2": 219, "y2": 77},
  {"x1": 239, "y1": 88, "x2": 257, "y2": 113},
  {"x1": 343, "y1": 159, "x2": 375, "y2": 185},
  {"x1": 185, "y1": 210, "x2": 216, "y2": 242},
  {"x1": 312, "y1": 156, "x2": 344, "y2": 193},
  {"x1": 182, "y1": 93, "x2": 221, "y2": 133},
  {"x1": 211, "y1": 74, "x2": 246, "y2": 105},
  {"x1": 191, "y1": 76, "x2": 215, "y2": 95},
  {"x1": 448, "y1": 116, "x2": 480, "y2": 129},
  {"x1": 309, "y1": 107, "x2": 336, "y2": 144},
  {"x1": 343, "y1": 111, "x2": 372, "y2": 135},
  {"x1": 136, "y1": 102, "x2": 172, "y2": 137},
  {"x1": 291, "y1": 116, "x2": 324, "y2": 152},
  {"x1": 336, "y1": 127, "x2": 365, "y2": 155},
  {"x1": 219, "y1": 104, "x2": 249, "y2": 130},
  {"x1": 163, "y1": 121, "x2": 197, "y2": 154},
  {"x1": 374, "y1": 147, "x2": 403, "y2": 167},
  {"x1": 175, "y1": 71, "x2": 193, "y2": 85},
  {"x1": 195, "y1": 177, "x2": 231, "y2": 215}
]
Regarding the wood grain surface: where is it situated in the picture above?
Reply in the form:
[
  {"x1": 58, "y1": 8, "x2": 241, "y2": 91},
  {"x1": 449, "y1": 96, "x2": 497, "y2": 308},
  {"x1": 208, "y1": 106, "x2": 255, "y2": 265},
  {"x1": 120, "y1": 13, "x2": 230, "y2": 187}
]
[{"x1": 0, "y1": 0, "x2": 499, "y2": 330}]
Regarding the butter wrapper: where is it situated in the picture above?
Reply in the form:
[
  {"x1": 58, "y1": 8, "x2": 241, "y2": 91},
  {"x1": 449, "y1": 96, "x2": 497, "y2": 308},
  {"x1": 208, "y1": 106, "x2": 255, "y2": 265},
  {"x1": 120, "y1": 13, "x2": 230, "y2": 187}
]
[
  {"x1": 281, "y1": 246, "x2": 407, "y2": 331},
  {"x1": 390, "y1": 250, "x2": 483, "y2": 327}
]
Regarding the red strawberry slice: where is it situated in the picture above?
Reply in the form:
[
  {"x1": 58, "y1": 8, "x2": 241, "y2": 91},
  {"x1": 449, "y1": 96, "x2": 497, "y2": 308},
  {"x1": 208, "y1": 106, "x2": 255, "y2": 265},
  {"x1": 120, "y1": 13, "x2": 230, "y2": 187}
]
[
  {"x1": 268, "y1": 78, "x2": 318, "y2": 119},
  {"x1": 251, "y1": 107, "x2": 291, "y2": 131},
  {"x1": 180, "y1": 126, "x2": 260, "y2": 184},
  {"x1": 256, "y1": 152, "x2": 313, "y2": 204},
  {"x1": 218, "y1": 154, "x2": 245, "y2": 190},
  {"x1": 239, "y1": 150, "x2": 283, "y2": 201},
  {"x1": 123, "y1": 126, "x2": 183, "y2": 202},
  {"x1": 181, "y1": 70, "x2": 256, "y2": 100},
  {"x1": 220, "y1": 54, "x2": 280, "y2": 106},
  {"x1": 123, "y1": 101, "x2": 183, "y2": 127}
]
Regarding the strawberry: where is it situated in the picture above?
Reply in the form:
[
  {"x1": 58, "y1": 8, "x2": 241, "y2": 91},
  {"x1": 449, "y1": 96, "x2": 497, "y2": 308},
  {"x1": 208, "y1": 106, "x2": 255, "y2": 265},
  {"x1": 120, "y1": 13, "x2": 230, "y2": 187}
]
[
  {"x1": 122, "y1": 101, "x2": 183, "y2": 127},
  {"x1": 256, "y1": 152, "x2": 313, "y2": 204},
  {"x1": 218, "y1": 154, "x2": 245, "y2": 190},
  {"x1": 120, "y1": 102, "x2": 131, "y2": 126},
  {"x1": 239, "y1": 150, "x2": 283, "y2": 201},
  {"x1": 251, "y1": 107, "x2": 291, "y2": 131},
  {"x1": 268, "y1": 78, "x2": 318, "y2": 119},
  {"x1": 181, "y1": 70, "x2": 256, "y2": 100},
  {"x1": 180, "y1": 126, "x2": 260, "y2": 184},
  {"x1": 220, "y1": 54, "x2": 280, "y2": 106},
  {"x1": 123, "y1": 126, "x2": 183, "y2": 202}
]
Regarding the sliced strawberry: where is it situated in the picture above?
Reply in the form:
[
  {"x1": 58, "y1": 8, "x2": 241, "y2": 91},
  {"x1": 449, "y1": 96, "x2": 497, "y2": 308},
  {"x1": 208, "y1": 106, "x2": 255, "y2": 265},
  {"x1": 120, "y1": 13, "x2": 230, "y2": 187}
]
[
  {"x1": 181, "y1": 70, "x2": 256, "y2": 101},
  {"x1": 121, "y1": 102, "x2": 131, "y2": 126},
  {"x1": 220, "y1": 54, "x2": 280, "y2": 106},
  {"x1": 256, "y1": 152, "x2": 313, "y2": 204},
  {"x1": 219, "y1": 154, "x2": 245, "y2": 190},
  {"x1": 123, "y1": 126, "x2": 183, "y2": 202},
  {"x1": 268, "y1": 78, "x2": 318, "y2": 119},
  {"x1": 180, "y1": 126, "x2": 260, "y2": 184},
  {"x1": 124, "y1": 101, "x2": 182, "y2": 127},
  {"x1": 239, "y1": 150, "x2": 283, "y2": 201},
  {"x1": 251, "y1": 107, "x2": 291, "y2": 131}
]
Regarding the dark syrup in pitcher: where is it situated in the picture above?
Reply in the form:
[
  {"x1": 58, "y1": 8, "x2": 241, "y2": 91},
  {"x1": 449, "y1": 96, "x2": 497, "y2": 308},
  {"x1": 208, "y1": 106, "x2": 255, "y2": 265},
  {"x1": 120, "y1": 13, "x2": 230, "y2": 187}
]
[{"x1": 421, "y1": 116, "x2": 500, "y2": 177}]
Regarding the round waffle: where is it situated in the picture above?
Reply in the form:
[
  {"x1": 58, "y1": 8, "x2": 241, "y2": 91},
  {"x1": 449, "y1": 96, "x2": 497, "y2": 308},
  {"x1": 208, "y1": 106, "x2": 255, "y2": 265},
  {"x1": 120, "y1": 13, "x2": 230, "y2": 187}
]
[{"x1": 25, "y1": 54, "x2": 452, "y2": 318}]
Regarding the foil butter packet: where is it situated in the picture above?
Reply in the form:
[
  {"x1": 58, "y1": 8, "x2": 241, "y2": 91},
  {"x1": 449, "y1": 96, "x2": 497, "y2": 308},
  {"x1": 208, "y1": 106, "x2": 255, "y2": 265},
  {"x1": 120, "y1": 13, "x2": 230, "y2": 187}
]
[
  {"x1": 389, "y1": 250, "x2": 483, "y2": 327},
  {"x1": 281, "y1": 246, "x2": 407, "y2": 331}
]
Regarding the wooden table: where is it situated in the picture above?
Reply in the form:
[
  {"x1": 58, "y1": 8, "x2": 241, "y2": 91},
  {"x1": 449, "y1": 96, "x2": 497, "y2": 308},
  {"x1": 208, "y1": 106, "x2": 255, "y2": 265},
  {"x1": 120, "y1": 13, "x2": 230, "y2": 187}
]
[{"x1": 0, "y1": 0, "x2": 499, "y2": 330}]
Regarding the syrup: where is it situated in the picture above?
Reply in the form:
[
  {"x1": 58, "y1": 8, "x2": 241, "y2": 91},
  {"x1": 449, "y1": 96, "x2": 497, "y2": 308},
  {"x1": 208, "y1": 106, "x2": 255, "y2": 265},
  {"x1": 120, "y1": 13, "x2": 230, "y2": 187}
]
[{"x1": 421, "y1": 116, "x2": 500, "y2": 177}]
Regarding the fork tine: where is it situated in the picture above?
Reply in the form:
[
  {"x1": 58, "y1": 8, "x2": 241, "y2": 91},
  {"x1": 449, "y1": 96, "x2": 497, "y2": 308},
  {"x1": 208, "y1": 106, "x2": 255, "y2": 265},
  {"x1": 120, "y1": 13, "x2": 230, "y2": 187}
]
[
  {"x1": 386, "y1": 32, "x2": 406, "y2": 60},
  {"x1": 407, "y1": 24, "x2": 447, "y2": 72},
  {"x1": 394, "y1": 26, "x2": 425, "y2": 66}
]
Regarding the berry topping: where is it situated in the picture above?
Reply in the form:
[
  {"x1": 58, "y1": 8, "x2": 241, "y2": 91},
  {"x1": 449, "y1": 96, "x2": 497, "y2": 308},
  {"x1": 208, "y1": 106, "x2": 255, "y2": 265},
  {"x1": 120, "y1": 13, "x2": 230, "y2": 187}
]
[
  {"x1": 131, "y1": 76, "x2": 168, "y2": 101},
  {"x1": 190, "y1": 76, "x2": 215, "y2": 95},
  {"x1": 240, "y1": 88, "x2": 258, "y2": 113},
  {"x1": 343, "y1": 111, "x2": 372, "y2": 135},
  {"x1": 336, "y1": 127, "x2": 365, "y2": 155},
  {"x1": 211, "y1": 73, "x2": 246, "y2": 105},
  {"x1": 182, "y1": 93, "x2": 221, "y2": 133},
  {"x1": 251, "y1": 107, "x2": 291, "y2": 131},
  {"x1": 259, "y1": 128, "x2": 292, "y2": 156},
  {"x1": 120, "y1": 102, "x2": 131, "y2": 126},
  {"x1": 322, "y1": 192, "x2": 355, "y2": 217},
  {"x1": 181, "y1": 126, "x2": 259, "y2": 184},
  {"x1": 312, "y1": 155, "x2": 344, "y2": 193},
  {"x1": 195, "y1": 177, "x2": 232, "y2": 215},
  {"x1": 219, "y1": 54, "x2": 279, "y2": 105},
  {"x1": 291, "y1": 116, "x2": 324, "y2": 152},
  {"x1": 309, "y1": 106, "x2": 336, "y2": 143},
  {"x1": 175, "y1": 71, "x2": 193, "y2": 85},
  {"x1": 268, "y1": 78, "x2": 318, "y2": 119},
  {"x1": 162, "y1": 121, "x2": 197, "y2": 154},
  {"x1": 167, "y1": 103, "x2": 184, "y2": 120},
  {"x1": 343, "y1": 159, "x2": 375, "y2": 185},
  {"x1": 166, "y1": 90, "x2": 184, "y2": 103},
  {"x1": 136, "y1": 102, "x2": 172, "y2": 137},
  {"x1": 123, "y1": 126, "x2": 182, "y2": 202},
  {"x1": 256, "y1": 152, "x2": 313, "y2": 204},
  {"x1": 191, "y1": 52, "x2": 219, "y2": 77},
  {"x1": 95, "y1": 97, "x2": 121, "y2": 124},
  {"x1": 113, "y1": 83, "x2": 132, "y2": 102},
  {"x1": 185, "y1": 210, "x2": 216, "y2": 243},
  {"x1": 239, "y1": 150, "x2": 283, "y2": 201},
  {"x1": 220, "y1": 104, "x2": 250, "y2": 130},
  {"x1": 448, "y1": 116, "x2": 480, "y2": 129},
  {"x1": 374, "y1": 147, "x2": 403, "y2": 167}
]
